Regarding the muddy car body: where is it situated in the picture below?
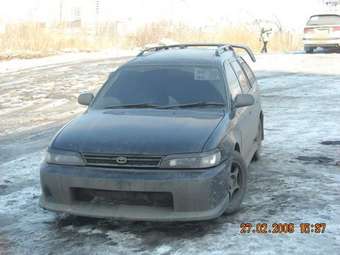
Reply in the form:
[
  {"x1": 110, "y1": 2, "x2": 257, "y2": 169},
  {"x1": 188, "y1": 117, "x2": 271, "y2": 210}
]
[{"x1": 40, "y1": 44, "x2": 263, "y2": 221}]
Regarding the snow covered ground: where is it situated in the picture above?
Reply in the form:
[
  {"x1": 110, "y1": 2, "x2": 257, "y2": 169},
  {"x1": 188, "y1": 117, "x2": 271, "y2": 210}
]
[
  {"x1": 0, "y1": 51, "x2": 340, "y2": 255},
  {"x1": 0, "y1": 51, "x2": 134, "y2": 137}
]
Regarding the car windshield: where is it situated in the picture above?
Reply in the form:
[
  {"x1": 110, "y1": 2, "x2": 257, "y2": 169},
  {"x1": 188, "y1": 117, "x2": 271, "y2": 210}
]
[
  {"x1": 92, "y1": 65, "x2": 227, "y2": 109},
  {"x1": 307, "y1": 15, "x2": 340, "y2": 26}
]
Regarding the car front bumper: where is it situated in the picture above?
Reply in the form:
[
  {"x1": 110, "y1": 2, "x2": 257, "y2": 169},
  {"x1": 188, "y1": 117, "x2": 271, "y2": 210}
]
[{"x1": 39, "y1": 160, "x2": 231, "y2": 221}]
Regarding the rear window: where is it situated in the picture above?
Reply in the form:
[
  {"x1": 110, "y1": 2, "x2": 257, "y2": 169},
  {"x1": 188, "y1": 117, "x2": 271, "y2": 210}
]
[{"x1": 307, "y1": 15, "x2": 340, "y2": 26}]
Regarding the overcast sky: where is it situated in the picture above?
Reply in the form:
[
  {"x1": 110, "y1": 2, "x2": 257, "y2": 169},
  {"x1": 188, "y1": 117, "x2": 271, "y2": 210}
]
[{"x1": 0, "y1": 0, "x2": 336, "y2": 30}]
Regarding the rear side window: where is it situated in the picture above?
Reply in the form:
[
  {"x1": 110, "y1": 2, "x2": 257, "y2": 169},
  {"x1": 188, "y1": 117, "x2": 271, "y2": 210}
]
[
  {"x1": 240, "y1": 58, "x2": 256, "y2": 85},
  {"x1": 230, "y1": 61, "x2": 251, "y2": 93},
  {"x1": 307, "y1": 15, "x2": 340, "y2": 26},
  {"x1": 224, "y1": 62, "x2": 242, "y2": 100}
]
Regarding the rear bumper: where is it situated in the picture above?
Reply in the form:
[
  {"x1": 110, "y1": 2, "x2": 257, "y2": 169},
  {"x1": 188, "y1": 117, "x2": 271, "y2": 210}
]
[
  {"x1": 39, "y1": 160, "x2": 231, "y2": 221},
  {"x1": 303, "y1": 38, "x2": 340, "y2": 48}
]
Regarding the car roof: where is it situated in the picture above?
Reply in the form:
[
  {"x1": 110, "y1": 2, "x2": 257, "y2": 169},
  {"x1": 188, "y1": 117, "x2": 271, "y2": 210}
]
[
  {"x1": 124, "y1": 48, "x2": 236, "y2": 67},
  {"x1": 309, "y1": 13, "x2": 340, "y2": 17}
]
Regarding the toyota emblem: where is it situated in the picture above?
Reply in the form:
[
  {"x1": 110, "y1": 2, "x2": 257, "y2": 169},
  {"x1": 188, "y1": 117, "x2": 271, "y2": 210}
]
[{"x1": 116, "y1": 156, "x2": 128, "y2": 164}]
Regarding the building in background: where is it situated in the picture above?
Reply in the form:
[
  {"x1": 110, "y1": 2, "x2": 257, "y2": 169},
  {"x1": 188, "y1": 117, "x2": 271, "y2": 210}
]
[
  {"x1": 57, "y1": 0, "x2": 96, "y2": 27},
  {"x1": 0, "y1": 0, "x2": 336, "y2": 33}
]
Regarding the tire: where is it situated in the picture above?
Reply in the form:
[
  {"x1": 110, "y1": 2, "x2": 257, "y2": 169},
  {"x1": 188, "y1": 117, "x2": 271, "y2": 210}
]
[
  {"x1": 224, "y1": 151, "x2": 248, "y2": 215},
  {"x1": 252, "y1": 119, "x2": 263, "y2": 162},
  {"x1": 304, "y1": 47, "x2": 314, "y2": 54}
]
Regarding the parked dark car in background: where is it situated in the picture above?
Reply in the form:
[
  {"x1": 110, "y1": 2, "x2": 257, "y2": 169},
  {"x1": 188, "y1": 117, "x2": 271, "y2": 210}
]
[{"x1": 39, "y1": 44, "x2": 263, "y2": 221}]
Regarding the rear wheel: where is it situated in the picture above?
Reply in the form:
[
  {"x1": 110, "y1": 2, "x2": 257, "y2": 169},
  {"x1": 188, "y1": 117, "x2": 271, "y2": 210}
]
[
  {"x1": 224, "y1": 151, "x2": 248, "y2": 215},
  {"x1": 304, "y1": 47, "x2": 314, "y2": 54}
]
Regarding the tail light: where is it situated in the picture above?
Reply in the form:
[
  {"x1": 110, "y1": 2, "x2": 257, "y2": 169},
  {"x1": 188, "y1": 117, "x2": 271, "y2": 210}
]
[
  {"x1": 304, "y1": 27, "x2": 314, "y2": 33},
  {"x1": 333, "y1": 26, "x2": 340, "y2": 32}
]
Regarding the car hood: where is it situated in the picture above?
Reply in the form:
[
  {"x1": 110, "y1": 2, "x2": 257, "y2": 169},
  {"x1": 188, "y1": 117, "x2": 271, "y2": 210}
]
[{"x1": 52, "y1": 109, "x2": 225, "y2": 155}]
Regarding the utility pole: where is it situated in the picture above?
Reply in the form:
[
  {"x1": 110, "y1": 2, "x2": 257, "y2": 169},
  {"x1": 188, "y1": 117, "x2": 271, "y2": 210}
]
[
  {"x1": 59, "y1": 0, "x2": 63, "y2": 24},
  {"x1": 96, "y1": 0, "x2": 100, "y2": 15},
  {"x1": 95, "y1": 0, "x2": 100, "y2": 34}
]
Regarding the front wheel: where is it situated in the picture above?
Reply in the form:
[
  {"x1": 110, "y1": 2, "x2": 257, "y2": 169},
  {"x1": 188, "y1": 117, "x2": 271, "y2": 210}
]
[
  {"x1": 224, "y1": 151, "x2": 248, "y2": 215},
  {"x1": 252, "y1": 120, "x2": 263, "y2": 162}
]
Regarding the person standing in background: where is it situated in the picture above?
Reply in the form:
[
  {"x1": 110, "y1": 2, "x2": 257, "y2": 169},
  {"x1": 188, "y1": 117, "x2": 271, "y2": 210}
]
[{"x1": 260, "y1": 27, "x2": 272, "y2": 53}]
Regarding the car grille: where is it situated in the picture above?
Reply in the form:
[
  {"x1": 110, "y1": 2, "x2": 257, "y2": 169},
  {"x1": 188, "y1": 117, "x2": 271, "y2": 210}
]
[
  {"x1": 72, "y1": 188, "x2": 173, "y2": 208},
  {"x1": 82, "y1": 153, "x2": 162, "y2": 168}
]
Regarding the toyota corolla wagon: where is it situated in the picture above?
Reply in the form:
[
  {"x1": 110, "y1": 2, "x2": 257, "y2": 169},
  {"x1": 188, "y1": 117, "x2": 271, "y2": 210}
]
[{"x1": 40, "y1": 44, "x2": 264, "y2": 221}]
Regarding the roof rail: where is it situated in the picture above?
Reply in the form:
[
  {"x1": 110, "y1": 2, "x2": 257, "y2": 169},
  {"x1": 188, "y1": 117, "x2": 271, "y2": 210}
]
[
  {"x1": 215, "y1": 45, "x2": 232, "y2": 56},
  {"x1": 229, "y1": 44, "x2": 256, "y2": 62},
  {"x1": 137, "y1": 43, "x2": 256, "y2": 62},
  {"x1": 137, "y1": 44, "x2": 225, "y2": 56}
]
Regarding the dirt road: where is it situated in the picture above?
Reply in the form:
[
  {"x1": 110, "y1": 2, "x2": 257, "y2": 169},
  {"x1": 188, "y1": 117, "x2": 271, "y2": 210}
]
[{"x1": 0, "y1": 52, "x2": 340, "y2": 255}]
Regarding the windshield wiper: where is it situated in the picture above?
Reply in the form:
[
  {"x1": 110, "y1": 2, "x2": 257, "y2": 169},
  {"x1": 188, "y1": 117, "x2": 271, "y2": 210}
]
[
  {"x1": 159, "y1": 101, "x2": 226, "y2": 109},
  {"x1": 104, "y1": 103, "x2": 161, "y2": 109}
]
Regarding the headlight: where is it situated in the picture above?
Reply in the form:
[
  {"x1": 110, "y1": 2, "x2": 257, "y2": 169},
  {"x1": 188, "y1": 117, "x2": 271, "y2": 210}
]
[
  {"x1": 160, "y1": 150, "x2": 221, "y2": 169},
  {"x1": 45, "y1": 150, "x2": 84, "y2": 166}
]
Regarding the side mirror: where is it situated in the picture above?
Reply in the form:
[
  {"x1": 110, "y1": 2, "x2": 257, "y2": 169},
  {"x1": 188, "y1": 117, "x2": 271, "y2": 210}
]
[
  {"x1": 233, "y1": 94, "x2": 255, "y2": 108},
  {"x1": 78, "y1": 92, "x2": 94, "y2": 106}
]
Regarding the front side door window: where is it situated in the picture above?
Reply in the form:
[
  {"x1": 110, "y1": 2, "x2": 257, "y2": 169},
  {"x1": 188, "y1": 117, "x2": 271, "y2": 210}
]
[
  {"x1": 224, "y1": 62, "x2": 242, "y2": 101},
  {"x1": 230, "y1": 61, "x2": 251, "y2": 93},
  {"x1": 239, "y1": 58, "x2": 256, "y2": 86}
]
